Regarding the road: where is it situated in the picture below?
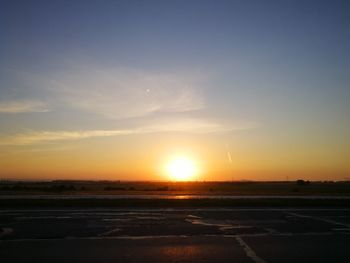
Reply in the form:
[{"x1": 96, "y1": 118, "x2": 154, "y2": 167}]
[{"x1": 1, "y1": 207, "x2": 350, "y2": 262}]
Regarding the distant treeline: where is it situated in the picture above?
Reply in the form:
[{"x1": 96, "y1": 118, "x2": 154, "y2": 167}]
[
  {"x1": 0, "y1": 184, "x2": 85, "y2": 192},
  {"x1": 0, "y1": 184, "x2": 172, "y2": 192},
  {"x1": 104, "y1": 186, "x2": 170, "y2": 191},
  {"x1": 1, "y1": 180, "x2": 350, "y2": 195}
]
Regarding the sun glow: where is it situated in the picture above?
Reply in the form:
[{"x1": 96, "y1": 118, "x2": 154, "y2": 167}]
[{"x1": 166, "y1": 156, "x2": 198, "y2": 181}]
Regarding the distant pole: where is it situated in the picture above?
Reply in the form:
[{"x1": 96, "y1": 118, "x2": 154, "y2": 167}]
[{"x1": 226, "y1": 144, "x2": 233, "y2": 182}]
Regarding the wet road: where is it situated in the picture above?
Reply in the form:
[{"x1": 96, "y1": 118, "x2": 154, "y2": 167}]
[{"x1": 1, "y1": 208, "x2": 350, "y2": 262}]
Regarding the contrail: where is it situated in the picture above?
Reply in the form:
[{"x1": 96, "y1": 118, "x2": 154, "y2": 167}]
[
  {"x1": 225, "y1": 143, "x2": 233, "y2": 164},
  {"x1": 227, "y1": 151, "x2": 232, "y2": 164}
]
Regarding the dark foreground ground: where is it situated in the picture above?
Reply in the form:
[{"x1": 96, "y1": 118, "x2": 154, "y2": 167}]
[{"x1": 1, "y1": 206, "x2": 350, "y2": 263}]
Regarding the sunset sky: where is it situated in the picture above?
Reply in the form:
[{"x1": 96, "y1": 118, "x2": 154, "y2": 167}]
[{"x1": 1, "y1": 0, "x2": 349, "y2": 181}]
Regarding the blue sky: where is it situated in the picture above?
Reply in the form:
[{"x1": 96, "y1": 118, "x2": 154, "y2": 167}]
[{"x1": 0, "y1": 0, "x2": 349, "y2": 180}]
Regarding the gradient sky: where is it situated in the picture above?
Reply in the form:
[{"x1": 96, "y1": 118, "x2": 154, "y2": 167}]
[{"x1": 1, "y1": 0, "x2": 349, "y2": 181}]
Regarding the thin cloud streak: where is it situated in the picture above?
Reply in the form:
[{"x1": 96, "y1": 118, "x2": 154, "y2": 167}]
[
  {"x1": 0, "y1": 130, "x2": 137, "y2": 146},
  {"x1": 53, "y1": 67, "x2": 205, "y2": 119},
  {"x1": 0, "y1": 120, "x2": 256, "y2": 146},
  {"x1": 2, "y1": 67, "x2": 205, "y2": 119},
  {"x1": 0, "y1": 100, "x2": 49, "y2": 113}
]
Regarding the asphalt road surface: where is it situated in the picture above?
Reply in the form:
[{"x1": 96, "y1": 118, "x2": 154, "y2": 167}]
[{"x1": 1, "y1": 207, "x2": 350, "y2": 262}]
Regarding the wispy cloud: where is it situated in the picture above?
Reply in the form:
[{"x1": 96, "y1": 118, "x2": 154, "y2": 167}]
[
  {"x1": 0, "y1": 119, "x2": 255, "y2": 146},
  {"x1": 52, "y1": 67, "x2": 205, "y2": 119},
  {"x1": 2, "y1": 66, "x2": 205, "y2": 119},
  {"x1": 0, "y1": 130, "x2": 135, "y2": 145},
  {"x1": 0, "y1": 100, "x2": 49, "y2": 113}
]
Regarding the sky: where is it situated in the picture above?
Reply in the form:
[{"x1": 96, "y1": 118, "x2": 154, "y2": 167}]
[{"x1": 0, "y1": 0, "x2": 349, "y2": 181}]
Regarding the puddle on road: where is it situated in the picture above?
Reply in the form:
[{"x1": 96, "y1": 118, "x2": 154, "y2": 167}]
[
  {"x1": 186, "y1": 216, "x2": 253, "y2": 231},
  {"x1": 185, "y1": 215, "x2": 265, "y2": 235}
]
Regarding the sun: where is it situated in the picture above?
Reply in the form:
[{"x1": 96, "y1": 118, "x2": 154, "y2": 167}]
[{"x1": 165, "y1": 156, "x2": 198, "y2": 181}]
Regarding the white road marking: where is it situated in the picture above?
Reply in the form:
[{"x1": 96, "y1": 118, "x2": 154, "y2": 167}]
[
  {"x1": 186, "y1": 216, "x2": 255, "y2": 232},
  {"x1": 186, "y1": 218, "x2": 233, "y2": 231},
  {"x1": 187, "y1": 214, "x2": 202, "y2": 219},
  {"x1": 102, "y1": 218, "x2": 131, "y2": 222},
  {"x1": 99, "y1": 228, "x2": 121, "y2": 236},
  {"x1": 287, "y1": 212, "x2": 350, "y2": 228},
  {"x1": 332, "y1": 228, "x2": 350, "y2": 231},
  {"x1": 16, "y1": 216, "x2": 71, "y2": 220},
  {"x1": 264, "y1": 228, "x2": 279, "y2": 234},
  {"x1": 135, "y1": 216, "x2": 165, "y2": 220},
  {"x1": 235, "y1": 236, "x2": 267, "y2": 263}
]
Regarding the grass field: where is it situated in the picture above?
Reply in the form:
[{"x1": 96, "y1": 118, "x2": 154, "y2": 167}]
[
  {"x1": 2, "y1": 196, "x2": 350, "y2": 208},
  {"x1": 1, "y1": 180, "x2": 350, "y2": 207},
  {"x1": 1, "y1": 180, "x2": 350, "y2": 195}
]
